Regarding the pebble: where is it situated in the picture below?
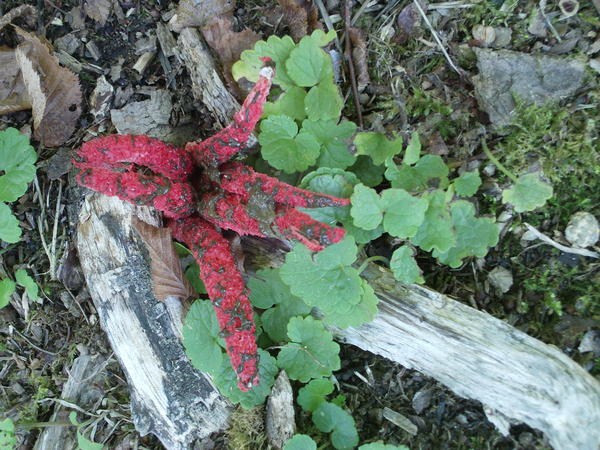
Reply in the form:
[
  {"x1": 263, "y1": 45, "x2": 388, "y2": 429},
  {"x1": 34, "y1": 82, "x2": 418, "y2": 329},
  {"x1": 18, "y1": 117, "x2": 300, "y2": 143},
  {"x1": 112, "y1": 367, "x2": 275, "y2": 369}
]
[
  {"x1": 488, "y1": 266, "x2": 513, "y2": 294},
  {"x1": 565, "y1": 212, "x2": 599, "y2": 248}
]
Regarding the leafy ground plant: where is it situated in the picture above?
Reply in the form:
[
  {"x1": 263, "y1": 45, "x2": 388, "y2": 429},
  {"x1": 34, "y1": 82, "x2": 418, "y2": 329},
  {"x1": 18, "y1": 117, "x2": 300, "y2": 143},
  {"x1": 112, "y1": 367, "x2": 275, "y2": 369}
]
[
  {"x1": 0, "y1": 127, "x2": 37, "y2": 244},
  {"x1": 178, "y1": 29, "x2": 561, "y2": 447}
]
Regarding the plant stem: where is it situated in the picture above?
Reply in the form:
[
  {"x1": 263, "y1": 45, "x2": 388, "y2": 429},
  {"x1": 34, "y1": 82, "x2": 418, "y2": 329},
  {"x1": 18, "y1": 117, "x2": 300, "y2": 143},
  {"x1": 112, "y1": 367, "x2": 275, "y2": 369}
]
[
  {"x1": 357, "y1": 255, "x2": 390, "y2": 274},
  {"x1": 17, "y1": 420, "x2": 72, "y2": 430},
  {"x1": 481, "y1": 139, "x2": 519, "y2": 183}
]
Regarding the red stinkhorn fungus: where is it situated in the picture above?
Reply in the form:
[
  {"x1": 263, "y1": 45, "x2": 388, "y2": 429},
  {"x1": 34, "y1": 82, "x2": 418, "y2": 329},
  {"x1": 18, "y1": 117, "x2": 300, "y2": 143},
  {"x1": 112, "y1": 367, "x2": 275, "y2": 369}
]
[{"x1": 73, "y1": 66, "x2": 349, "y2": 391}]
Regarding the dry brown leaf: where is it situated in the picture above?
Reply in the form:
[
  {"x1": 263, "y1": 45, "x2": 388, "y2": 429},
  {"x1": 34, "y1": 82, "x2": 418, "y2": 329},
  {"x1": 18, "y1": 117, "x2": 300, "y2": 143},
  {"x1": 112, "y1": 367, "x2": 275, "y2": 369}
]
[
  {"x1": 202, "y1": 17, "x2": 260, "y2": 96},
  {"x1": 133, "y1": 217, "x2": 195, "y2": 302},
  {"x1": 14, "y1": 27, "x2": 82, "y2": 147},
  {"x1": 277, "y1": 0, "x2": 322, "y2": 41},
  {"x1": 176, "y1": 0, "x2": 236, "y2": 29},
  {"x1": 348, "y1": 28, "x2": 370, "y2": 92},
  {"x1": 0, "y1": 47, "x2": 31, "y2": 114},
  {"x1": 83, "y1": 0, "x2": 112, "y2": 25}
]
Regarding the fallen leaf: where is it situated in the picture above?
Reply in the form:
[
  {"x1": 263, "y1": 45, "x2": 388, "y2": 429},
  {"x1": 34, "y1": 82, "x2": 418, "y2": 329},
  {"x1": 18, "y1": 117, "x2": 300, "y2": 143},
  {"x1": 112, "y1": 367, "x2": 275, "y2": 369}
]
[
  {"x1": 175, "y1": 0, "x2": 236, "y2": 30},
  {"x1": 0, "y1": 48, "x2": 31, "y2": 114},
  {"x1": 14, "y1": 27, "x2": 82, "y2": 147},
  {"x1": 133, "y1": 217, "x2": 195, "y2": 302},
  {"x1": 202, "y1": 17, "x2": 260, "y2": 96},
  {"x1": 277, "y1": 0, "x2": 322, "y2": 41},
  {"x1": 83, "y1": 0, "x2": 112, "y2": 25},
  {"x1": 348, "y1": 28, "x2": 369, "y2": 92},
  {"x1": 395, "y1": 0, "x2": 428, "y2": 44}
]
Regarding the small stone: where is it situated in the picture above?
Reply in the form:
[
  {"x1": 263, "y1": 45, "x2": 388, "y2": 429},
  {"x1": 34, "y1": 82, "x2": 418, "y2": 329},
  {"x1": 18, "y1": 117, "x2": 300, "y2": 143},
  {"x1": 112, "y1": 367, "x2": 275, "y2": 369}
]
[
  {"x1": 412, "y1": 388, "x2": 433, "y2": 414},
  {"x1": 565, "y1": 212, "x2": 599, "y2": 248},
  {"x1": 488, "y1": 266, "x2": 513, "y2": 294},
  {"x1": 492, "y1": 27, "x2": 512, "y2": 48},
  {"x1": 579, "y1": 330, "x2": 600, "y2": 355},
  {"x1": 473, "y1": 25, "x2": 495, "y2": 45}
]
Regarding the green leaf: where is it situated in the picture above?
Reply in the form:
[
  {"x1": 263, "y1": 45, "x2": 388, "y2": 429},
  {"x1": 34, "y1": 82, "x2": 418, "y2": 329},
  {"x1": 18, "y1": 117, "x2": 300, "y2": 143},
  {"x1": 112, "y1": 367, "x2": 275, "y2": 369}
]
[
  {"x1": 390, "y1": 246, "x2": 424, "y2": 284},
  {"x1": 321, "y1": 280, "x2": 379, "y2": 328},
  {"x1": 184, "y1": 262, "x2": 207, "y2": 295},
  {"x1": 312, "y1": 402, "x2": 359, "y2": 450},
  {"x1": 359, "y1": 443, "x2": 410, "y2": 450},
  {"x1": 305, "y1": 29, "x2": 337, "y2": 47},
  {"x1": 297, "y1": 378, "x2": 334, "y2": 412},
  {"x1": 502, "y1": 172, "x2": 553, "y2": 213},
  {"x1": 249, "y1": 268, "x2": 291, "y2": 309},
  {"x1": 381, "y1": 189, "x2": 428, "y2": 238},
  {"x1": 76, "y1": 431, "x2": 103, "y2": 450},
  {"x1": 454, "y1": 171, "x2": 481, "y2": 197},
  {"x1": 15, "y1": 269, "x2": 38, "y2": 302},
  {"x1": 349, "y1": 156, "x2": 385, "y2": 187},
  {"x1": 69, "y1": 412, "x2": 103, "y2": 450},
  {"x1": 350, "y1": 184, "x2": 384, "y2": 230},
  {"x1": 410, "y1": 190, "x2": 456, "y2": 253},
  {"x1": 0, "y1": 202, "x2": 21, "y2": 243},
  {"x1": 277, "y1": 317, "x2": 340, "y2": 382},
  {"x1": 284, "y1": 434, "x2": 317, "y2": 450},
  {"x1": 0, "y1": 279, "x2": 16, "y2": 309},
  {"x1": 249, "y1": 270, "x2": 311, "y2": 342},
  {"x1": 305, "y1": 82, "x2": 344, "y2": 121},
  {"x1": 385, "y1": 155, "x2": 449, "y2": 192},
  {"x1": 0, "y1": 418, "x2": 16, "y2": 450},
  {"x1": 280, "y1": 237, "x2": 362, "y2": 315},
  {"x1": 302, "y1": 119, "x2": 357, "y2": 169},
  {"x1": 286, "y1": 35, "x2": 329, "y2": 87},
  {"x1": 0, "y1": 128, "x2": 37, "y2": 203},
  {"x1": 299, "y1": 168, "x2": 357, "y2": 225},
  {"x1": 262, "y1": 303, "x2": 312, "y2": 342},
  {"x1": 259, "y1": 115, "x2": 320, "y2": 173},
  {"x1": 403, "y1": 131, "x2": 421, "y2": 165},
  {"x1": 343, "y1": 221, "x2": 384, "y2": 244},
  {"x1": 263, "y1": 86, "x2": 307, "y2": 121},
  {"x1": 355, "y1": 132, "x2": 403, "y2": 165},
  {"x1": 433, "y1": 200, "x2": 499, "y2": 268},
  {"x1": 183, "y1": 300, "x2": 224, "y2": 375},
  {"x1": 213, "y1": 349, "x2": 278, "y2": 409},
  {"x1": 232, "y1": 35, "x2": 296, "y2": 89}
]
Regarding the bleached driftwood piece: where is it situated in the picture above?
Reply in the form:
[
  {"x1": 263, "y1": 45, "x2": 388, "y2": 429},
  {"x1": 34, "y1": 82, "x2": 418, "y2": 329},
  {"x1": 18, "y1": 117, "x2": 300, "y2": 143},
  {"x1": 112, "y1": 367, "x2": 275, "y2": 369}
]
[
  {"x1": 76, "y1": 195, "x2": 231, "y2": 449},
  {"x1": 175, "y1": 28, "x2": 239, "y2": 127},
  {"x1": 350, "y1": 263, "x2": 600, "y2": 450},
  {"x1": 34, "y1": 348, "x2": 105, "y2": 450}
]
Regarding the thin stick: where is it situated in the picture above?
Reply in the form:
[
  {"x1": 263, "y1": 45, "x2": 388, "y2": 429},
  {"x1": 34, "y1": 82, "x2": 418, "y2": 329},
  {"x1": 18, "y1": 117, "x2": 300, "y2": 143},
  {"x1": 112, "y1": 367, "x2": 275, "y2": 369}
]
[
  {"x1": 49, "y1": 180, "x2": 62, "y2": 279},
  {"x1": 523, "y1": 223, "x2": 599, "y2": 259},
  {"x1": 344, "y1": 0, "x2": 364, "y2": 128},
  {"x1": 412, "y1": 0, "x2": 462, "y2": 75}
]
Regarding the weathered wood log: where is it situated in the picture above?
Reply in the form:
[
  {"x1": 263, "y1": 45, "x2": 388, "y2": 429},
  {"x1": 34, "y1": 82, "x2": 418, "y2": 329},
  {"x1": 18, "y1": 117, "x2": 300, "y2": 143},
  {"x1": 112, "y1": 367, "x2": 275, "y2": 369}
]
[{"x1": 76, "y1": 195, "x2": 231, "y2": 449}]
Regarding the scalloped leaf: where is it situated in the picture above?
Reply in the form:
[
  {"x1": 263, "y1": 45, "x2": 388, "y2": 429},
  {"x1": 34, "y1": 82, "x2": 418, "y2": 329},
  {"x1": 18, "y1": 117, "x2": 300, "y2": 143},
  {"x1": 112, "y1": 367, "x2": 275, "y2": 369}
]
[
  {"x1": 277, "y1": 316, "x2": 340, "y2": 382},
  {"x1": 502, "y1": 172, "x2": 553, "y2": 212},
  {"x1": 259, "y1": 115, "x2": 320, "y2": 173}
]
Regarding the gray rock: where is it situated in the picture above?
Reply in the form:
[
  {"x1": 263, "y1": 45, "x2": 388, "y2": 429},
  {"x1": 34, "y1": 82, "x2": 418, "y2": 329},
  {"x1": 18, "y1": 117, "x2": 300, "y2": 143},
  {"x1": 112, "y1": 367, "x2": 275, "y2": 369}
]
[
  {"x1": 579, "y1": 330, "x2": 600, "y2": 355},
  {"x1": 472, "y1": 49, "x2": 585, "y2": 127},
  {"x1": 565, "y1": 212, "x2": 600, "y2": 248},
  {"x1": 488, "y1": 266, "x2": 513, "y2": 294}
]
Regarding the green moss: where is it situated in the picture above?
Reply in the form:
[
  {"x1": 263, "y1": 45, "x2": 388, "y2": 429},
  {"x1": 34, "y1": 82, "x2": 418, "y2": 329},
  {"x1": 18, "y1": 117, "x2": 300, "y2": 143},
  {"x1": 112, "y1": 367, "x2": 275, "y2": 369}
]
[
  {"x1": 226, "y1": 406, "x2": 267, "y2": 450},
  {"x1": 494, "y1": 100, "x2": 600, "y2": 186}
]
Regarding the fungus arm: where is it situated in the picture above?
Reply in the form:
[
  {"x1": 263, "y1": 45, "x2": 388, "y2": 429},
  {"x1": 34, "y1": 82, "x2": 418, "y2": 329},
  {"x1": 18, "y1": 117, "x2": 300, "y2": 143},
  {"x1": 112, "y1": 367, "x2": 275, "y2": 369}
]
[{"x1": 169, "y1": 217, "x2": 259, "y2": 391}]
